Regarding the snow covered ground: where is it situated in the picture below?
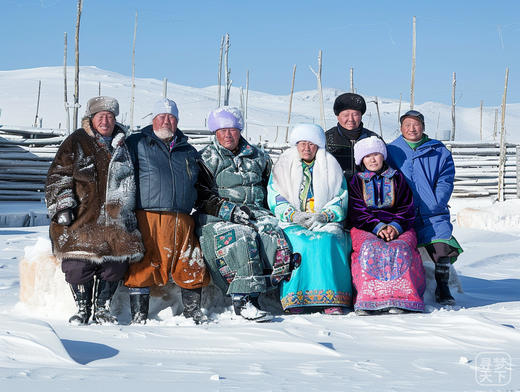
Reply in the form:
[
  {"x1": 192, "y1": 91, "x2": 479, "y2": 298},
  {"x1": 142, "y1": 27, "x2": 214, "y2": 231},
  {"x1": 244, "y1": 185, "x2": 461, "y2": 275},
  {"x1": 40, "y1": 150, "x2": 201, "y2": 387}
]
[
  {"x1": 1, "y1": 65, "x2": 519, "y2": 390},
  {"x1": 0, "y1": 198, "x2": 519, "y2": 391}
]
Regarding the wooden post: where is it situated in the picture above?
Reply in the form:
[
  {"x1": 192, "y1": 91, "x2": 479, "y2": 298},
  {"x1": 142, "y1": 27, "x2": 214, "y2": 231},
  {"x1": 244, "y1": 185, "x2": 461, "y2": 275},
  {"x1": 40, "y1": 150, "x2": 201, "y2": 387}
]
[
  {"x1": 224, "y1": 33, "x2": 231, "y2": 106},
  {"x1": 350, "y1": 67, "x2": 354, "y2": 93},
  {"x1": 497, "y1": 67, "x2": 509, "y2": 201},
  {"x1": 217, "y1": 35, "x2": 224, "y2": 107},
  {"x1": 286, "y1": 64, "x2": 296, "y2": 142},
  {"x1": 436, "y1": 112, "x2": 440, "y2": 139},
  {"x1": 493, "y1": 108, "x2": 498, "y2": 140},
  {"x1": 63, "y1": 31, "x2": 70, "y2": 134},
  {"x1": 72, "y1": 0, "x2": 82, "y2": 131},
  {"x1": 517, "y1": 145, "x2": 520, "y2": 199},
  {"x1": 33, "y1": 80, "x2": 42, "y2": 128},
  {"x1": 239, "y1": 87, "x2": 244, "y2": 119},
  {"x1": 129, "y1": 11, "x2": 138, "y2": 132},
  {"x1": 410, "y1": 16, "x2": 416, "y2": 109},
  {"x1": 245, "y1": 70, "x2": 249, "y2": 138},
  {"x1": 309, "y1": 50, "x2": 325, "y2": 129},
  {"x1": 374, "y1": 97, "x2": 383, "y2": 136},
  {"x1": 450, "y1": 72, "x2": 456, "y2": 141},
  {"x1": 397, "y1": 92, "x2": 402, "y2": 126},
  {"x1": 163, "y1": 78, "x2": 167, "y2": 98},
  {"x1": 479, "y1": 100, "x2": 483, "y2": 141}
]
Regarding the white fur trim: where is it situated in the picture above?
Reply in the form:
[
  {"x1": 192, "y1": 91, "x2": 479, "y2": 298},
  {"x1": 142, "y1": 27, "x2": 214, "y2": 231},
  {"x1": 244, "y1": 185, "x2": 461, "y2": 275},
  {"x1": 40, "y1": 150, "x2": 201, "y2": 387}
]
[
  {"x1": 272, "y1": 147, "x2": 343, "y2": 212},
  {"x1": 289, "y1": 124, "x2": 326, "y2": 149}
]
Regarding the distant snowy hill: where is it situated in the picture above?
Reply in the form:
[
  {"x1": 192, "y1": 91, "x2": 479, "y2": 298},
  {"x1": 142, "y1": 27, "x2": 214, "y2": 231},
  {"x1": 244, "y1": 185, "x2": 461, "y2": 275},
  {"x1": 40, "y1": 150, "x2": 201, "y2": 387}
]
[{"x1": 1, "y1": 66, "x2": 519, "y2": 143}]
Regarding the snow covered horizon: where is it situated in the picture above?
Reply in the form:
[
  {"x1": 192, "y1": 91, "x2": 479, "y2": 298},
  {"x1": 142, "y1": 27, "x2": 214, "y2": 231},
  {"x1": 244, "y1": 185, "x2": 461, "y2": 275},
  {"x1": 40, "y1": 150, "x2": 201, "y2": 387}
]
[{"x1": 1, "y1": 66, "x2": 520, "y2": 144}]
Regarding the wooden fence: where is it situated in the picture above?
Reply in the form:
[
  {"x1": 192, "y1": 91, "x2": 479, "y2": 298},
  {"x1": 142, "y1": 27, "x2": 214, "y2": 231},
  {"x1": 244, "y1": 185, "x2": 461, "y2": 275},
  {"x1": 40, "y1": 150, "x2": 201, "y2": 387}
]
[
  {"x1": 444, "y1": 142, "x2": 519, "y2": 198},
  {"x1": 0, "y1": 126, "x2": 518, "y2": 201}
]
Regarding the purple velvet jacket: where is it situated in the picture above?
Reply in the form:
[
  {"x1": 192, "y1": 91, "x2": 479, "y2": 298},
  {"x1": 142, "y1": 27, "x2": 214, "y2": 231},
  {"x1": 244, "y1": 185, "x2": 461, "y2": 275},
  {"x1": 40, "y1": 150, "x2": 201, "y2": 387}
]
[{"x1": 347, "y1": 167, "x2": 415, "y2": 235}]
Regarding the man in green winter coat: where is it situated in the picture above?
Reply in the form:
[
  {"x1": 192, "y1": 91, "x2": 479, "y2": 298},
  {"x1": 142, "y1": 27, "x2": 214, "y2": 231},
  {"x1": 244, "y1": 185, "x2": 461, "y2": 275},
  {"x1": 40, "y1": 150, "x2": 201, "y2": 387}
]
[{"x1": 197, "y1": 107, "x2": 299, "y2": 322}]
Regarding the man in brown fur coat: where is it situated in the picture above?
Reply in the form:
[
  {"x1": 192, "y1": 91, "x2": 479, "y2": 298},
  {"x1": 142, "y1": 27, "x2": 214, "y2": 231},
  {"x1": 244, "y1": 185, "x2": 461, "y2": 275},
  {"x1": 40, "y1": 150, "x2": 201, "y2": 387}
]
[{"x1": 45, "y1": 96, "x2": 144, "y2": 325}]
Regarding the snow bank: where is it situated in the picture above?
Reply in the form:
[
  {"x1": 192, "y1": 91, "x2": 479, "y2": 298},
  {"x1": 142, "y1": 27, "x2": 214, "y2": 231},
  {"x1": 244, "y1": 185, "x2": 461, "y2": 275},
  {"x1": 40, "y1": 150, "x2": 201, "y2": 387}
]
[
  {"x1": 17, "y1": 237, "x2": 234, "y2": 323},
  {"x1": 0, "y1": 316, "x2": 75, "y2": 366},
  {"x1": 457, "y1": 199, "x2": 520, "y2": 233},
  {"x1": 2, "y1": 66, "x2": 520, "y2": 143},
  {"x1": 18, "y1": 237, "x2": 76, "y2": 318},
  {"x1": 17, "y1": 236, "x2": 462, "y2": 323}
]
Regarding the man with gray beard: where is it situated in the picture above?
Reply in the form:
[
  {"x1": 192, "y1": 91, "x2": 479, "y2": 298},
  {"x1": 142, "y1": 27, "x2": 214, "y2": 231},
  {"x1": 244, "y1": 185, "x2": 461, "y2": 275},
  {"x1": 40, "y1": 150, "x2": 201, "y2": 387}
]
[{"x1": 124, "y1": 98, "x2": 225, "y2": 324}]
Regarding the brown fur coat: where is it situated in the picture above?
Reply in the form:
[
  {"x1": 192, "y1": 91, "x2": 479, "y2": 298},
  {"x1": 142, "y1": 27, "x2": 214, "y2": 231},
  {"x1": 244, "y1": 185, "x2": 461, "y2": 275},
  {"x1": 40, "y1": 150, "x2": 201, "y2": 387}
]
[{"x1": 45, "y1": 117, "x2": 144, "y2": 264}]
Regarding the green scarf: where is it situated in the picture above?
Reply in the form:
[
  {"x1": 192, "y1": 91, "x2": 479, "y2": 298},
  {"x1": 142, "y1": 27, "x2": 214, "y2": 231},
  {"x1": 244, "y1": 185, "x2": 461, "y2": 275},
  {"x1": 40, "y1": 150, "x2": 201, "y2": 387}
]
[
  {"x1": 299, "y1": 160, "x2": 314, "y2": 211},
  {"x1": 405, "y1": 134, "x2": 429, "y2": 150}
]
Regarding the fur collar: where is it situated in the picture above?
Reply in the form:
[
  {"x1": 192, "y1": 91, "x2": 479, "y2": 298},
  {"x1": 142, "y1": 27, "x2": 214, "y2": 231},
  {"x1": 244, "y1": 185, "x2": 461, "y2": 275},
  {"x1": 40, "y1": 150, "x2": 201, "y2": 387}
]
[
  {"x1": 81, "y1": 116, "x2": 126, "y2": 150},
  {"x1": 272, "y1": 147, "x2": 343, "y2": 212}
]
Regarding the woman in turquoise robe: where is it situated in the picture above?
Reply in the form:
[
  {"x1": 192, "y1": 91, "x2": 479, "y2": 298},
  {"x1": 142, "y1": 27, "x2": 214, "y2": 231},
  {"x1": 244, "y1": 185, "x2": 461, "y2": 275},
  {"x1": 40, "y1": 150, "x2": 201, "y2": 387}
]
[{"x1": 267, "y1": 124, "x2": 352, "y2": 314}]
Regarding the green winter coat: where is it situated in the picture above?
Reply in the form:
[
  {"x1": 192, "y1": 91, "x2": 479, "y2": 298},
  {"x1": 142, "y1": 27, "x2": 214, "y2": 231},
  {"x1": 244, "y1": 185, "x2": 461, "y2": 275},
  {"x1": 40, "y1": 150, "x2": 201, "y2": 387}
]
[
  {"x1": 200, "y1": 137, "x2": 272, "y2": 217},
  {"x1": 197, "y1": 137, "x2": 292, "y2": 295}
]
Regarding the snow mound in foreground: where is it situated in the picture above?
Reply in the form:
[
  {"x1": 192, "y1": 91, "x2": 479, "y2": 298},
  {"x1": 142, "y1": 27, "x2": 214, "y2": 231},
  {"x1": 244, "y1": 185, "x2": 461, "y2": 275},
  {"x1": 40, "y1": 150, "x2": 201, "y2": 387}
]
[
  {"x1": 457, "y1": 200, "x2": 520, "y2": 233},
  {"x1": 18, "y1": 237, "x2": 76, "y2": 318},
  {"x1": 0, "y1": 316, "x2": 75, "y2": 366},
  {"x1": 17, "y1": 237, "x2": 463, "y2": 322}
]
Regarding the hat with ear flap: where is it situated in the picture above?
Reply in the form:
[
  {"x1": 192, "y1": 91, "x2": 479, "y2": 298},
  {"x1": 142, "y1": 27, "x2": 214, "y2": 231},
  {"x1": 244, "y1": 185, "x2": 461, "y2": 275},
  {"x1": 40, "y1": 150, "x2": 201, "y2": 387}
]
[
  {"x1": 84, "y1": 96, "x2": 119, "y2": 117},
  {"x1": 354, "y1": 136, "x2": 387, "y2": 165},
  {"x1": 289, "y1": 123, "x2": 326, "y2": 149}
]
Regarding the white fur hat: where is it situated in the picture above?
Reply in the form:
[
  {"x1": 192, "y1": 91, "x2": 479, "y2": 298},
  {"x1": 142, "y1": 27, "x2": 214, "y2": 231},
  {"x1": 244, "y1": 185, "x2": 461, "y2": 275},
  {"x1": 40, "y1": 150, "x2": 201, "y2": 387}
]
[
  {"x1": 153, "y1": 98, "x2": 179, "y2": 121},
  {"x1": 354, "y1": 136, "x2": 387, "y2": 165},
  {"x1": 289, "y1": 123, "x2": 326, "y2": 149}
]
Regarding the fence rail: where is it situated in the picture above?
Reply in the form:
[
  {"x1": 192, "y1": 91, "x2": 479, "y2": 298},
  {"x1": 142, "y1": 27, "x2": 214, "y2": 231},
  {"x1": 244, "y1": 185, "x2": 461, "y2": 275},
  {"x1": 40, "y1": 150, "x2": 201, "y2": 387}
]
[{"x1": 0, "y1": 127, "x2": 518, "y2": 201}]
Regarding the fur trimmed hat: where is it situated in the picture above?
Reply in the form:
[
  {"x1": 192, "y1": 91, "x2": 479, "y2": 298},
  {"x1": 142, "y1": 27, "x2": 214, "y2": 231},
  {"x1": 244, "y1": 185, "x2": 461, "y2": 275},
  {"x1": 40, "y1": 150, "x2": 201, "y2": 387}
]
[
  {"x1": 207, "y1": 106, "x2": 244, "y2": 132},
  {"x1": 84, "y1": 96, "x2": 119, "y2": 117},
  {"x1": 289, "y1": 123, "x2": 326, "y2": 149},
  {"x1": 153, "y1": 98, "x2": 179, "y2": 121},
  {"x1": 333, "y1": 93, "x2": 367, "y2": 116},
  {"x1": 354, "y1": 136, "x2": 387, "y2": 165},
  {"x1": 399, "y1": 109, "x2": 425, "y2": 128}
]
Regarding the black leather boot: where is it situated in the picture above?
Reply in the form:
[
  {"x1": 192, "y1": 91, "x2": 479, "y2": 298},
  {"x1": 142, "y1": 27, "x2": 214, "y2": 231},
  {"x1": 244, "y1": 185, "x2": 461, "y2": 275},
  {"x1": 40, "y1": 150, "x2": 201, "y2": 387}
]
[
  {"x1": 435, "y1": 257, "x2": 456, "y2": 306},
  {"x1": 92, "y1": 278, "x2": 119, "y2": 324},
  {"x1": 232, "y1": 294, "x2": 273, "y2": 322},
  {"x1": 129, "y1": 291, "x2": 150, "y2": 324},
  {"x1": 68, "y1": 280, "x2": 94, "y2": 325},
  {"x1": 181, "y1": 287, "x2": 207, "y2": 324}
]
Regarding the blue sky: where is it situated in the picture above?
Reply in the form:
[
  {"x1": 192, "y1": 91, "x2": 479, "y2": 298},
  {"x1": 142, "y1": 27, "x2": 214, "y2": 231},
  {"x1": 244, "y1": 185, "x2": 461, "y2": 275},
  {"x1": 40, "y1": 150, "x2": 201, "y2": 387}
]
[{"x1": 1, "y1": 0, "x2": 519, "y2": 107}]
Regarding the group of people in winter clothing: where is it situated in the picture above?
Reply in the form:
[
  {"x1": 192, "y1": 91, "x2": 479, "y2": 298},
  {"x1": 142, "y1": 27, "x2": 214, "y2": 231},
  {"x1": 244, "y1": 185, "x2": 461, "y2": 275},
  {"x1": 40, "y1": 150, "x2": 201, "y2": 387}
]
[{"x1": 45, "y1": 91, "x2": 462, "y2": 325}]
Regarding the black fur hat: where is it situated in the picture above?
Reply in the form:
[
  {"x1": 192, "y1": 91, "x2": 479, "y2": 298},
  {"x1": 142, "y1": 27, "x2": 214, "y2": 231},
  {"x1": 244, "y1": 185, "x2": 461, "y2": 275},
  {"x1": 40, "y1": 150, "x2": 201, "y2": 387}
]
[{"x1": 333, "y1": 93, "x2": 366, "y2": 115}]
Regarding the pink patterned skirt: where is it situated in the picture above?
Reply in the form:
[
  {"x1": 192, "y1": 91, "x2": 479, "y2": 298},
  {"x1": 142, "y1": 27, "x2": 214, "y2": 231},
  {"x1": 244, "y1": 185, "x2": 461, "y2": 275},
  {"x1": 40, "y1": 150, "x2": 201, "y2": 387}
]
[{"x1": 350, "y1": 227, "x2": 426, "y2": 312}]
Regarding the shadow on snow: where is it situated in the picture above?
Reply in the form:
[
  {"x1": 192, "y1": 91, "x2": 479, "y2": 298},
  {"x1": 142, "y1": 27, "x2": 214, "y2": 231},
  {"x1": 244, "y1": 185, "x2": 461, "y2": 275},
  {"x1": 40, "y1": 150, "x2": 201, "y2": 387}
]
[
  {"x1": 456, "y1": 276, "x2": 520, "y2": 307},
  {"x1": 61, "y1": 339, "x2": 119, "y2": 365}
]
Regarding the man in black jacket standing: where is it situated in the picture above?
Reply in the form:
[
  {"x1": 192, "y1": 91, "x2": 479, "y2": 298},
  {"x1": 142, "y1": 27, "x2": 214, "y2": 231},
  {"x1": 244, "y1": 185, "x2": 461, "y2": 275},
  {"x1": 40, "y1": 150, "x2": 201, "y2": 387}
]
[{"x1": 325, "y1": 93, "x2": 381, "y2": 180}]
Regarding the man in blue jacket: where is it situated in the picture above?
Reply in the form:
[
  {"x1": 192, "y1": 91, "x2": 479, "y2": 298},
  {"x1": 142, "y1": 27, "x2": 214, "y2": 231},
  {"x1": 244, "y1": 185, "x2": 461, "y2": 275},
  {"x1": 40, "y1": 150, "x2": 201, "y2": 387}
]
[{"x1": 387, "y1": 110, "x2": 462, "y2": 305}]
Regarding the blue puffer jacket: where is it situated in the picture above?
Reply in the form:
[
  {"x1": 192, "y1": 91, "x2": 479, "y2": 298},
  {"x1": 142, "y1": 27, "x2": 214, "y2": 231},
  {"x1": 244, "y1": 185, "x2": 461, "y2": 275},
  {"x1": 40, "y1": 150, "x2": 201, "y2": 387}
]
[
  {"x1": 126, "y1": 126, "x2": 199, "y2": 213},
  {"x1": 386, "y1": 135, "x2": 455, "y2": 245}
]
